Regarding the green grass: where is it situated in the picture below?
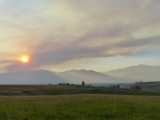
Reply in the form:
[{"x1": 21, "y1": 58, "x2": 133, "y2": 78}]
[{"x1": 0, "y1": 94, "x2": 160, "y2": 120}]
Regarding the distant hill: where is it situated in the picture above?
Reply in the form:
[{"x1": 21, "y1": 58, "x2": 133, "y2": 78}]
[
  {"x1": 0, "y1": 70, "x2": 67, "y2": 84},
  {"x1": 141, "y1": 82, "x2": 160, "y2": 91},
  {"x1": 120, "y1": 81, "x2": 160, "y2": 91},
  {"x1": 0, "y1": 70, "x2": 117, "y2": 84},
  {"x1": 58, "y1": 70, "x2": 117, "y2": 84},
  {"x1": 106, "y1": 65, "x2": 160, "y2": 83}
]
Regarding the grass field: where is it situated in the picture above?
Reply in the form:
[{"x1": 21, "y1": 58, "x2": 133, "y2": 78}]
[
  {"x1": 0, "y1": 94, "x2": 160, "y2": 120},
  {"x1": 0, "y1": 85, "x2": 160, "y2": 96}
]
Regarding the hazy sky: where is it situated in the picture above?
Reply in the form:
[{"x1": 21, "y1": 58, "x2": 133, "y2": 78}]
[{"x1": 0, "y1": 0, "x2": 160, "y2": 73}]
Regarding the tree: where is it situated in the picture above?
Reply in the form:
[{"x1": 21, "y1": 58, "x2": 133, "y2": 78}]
[{"x1": 82, "y1": 81, "x2": 85, "y2": 86}]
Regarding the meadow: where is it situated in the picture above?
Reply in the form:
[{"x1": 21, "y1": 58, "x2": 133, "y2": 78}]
[
  {"x1": 0, "y1": 85, "x2": 160, "y2": 96},
  {"x1": 0, "y1": 94, "x2": 160, "y2": 120}
]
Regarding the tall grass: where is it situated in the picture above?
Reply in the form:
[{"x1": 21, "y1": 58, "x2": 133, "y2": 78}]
[{"x1": 0, "y1": 94, "x2": 160, "y2": 120}]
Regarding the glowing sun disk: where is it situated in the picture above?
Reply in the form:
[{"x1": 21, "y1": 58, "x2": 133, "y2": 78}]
[{"x1": 21, "y1": 56, "x2": 29, "y2": 63}]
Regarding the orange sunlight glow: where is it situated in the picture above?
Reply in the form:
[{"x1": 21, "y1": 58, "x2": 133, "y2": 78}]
[{"x1": 20, "y1": 55, "x2": 29, "y2": 63}]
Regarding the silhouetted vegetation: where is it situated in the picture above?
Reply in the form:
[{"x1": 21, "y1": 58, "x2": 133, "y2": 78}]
[
  {"x1": 131, "y1": 81, "x2": 143, "y2": 90},
  {"x1": 82, "y1": 81, "x2": 85, "y2": 86},
  {"x1": 109, "y1": 84, "x2": 120, "y2": 88}
]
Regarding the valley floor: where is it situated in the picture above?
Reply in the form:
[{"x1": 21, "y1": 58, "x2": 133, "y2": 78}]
[{"x1": 0, "y1": 85, "x2": 160, "y2": 96}]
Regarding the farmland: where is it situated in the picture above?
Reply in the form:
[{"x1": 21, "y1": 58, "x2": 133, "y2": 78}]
[
  {"x1": 0, "y1": 85, "x2": 160, "y2": 96},
  {"x1": 0, "y1": 94, "x2": 160, "y2": 120},
  {"x1": 0, "y1": 85, "x2": 160, "y2": 119}
]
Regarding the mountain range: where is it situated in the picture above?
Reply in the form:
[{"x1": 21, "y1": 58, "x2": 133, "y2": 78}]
[
  {"x1": 0, "y1": 65, "x2": 159, "y2": 84},
  {"x1": 106, "y1": 64, "x2": 160, "y2": 83},
  {"x1": 58, "y1": 70, "x2": 116, "y2": 84}
]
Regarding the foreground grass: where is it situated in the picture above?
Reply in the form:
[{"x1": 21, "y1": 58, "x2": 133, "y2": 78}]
[{"x1": 0, "y1": 94, "x2": 160, "y2": 120}]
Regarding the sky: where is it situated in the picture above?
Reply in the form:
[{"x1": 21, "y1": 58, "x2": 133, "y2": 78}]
[{"x1": 0, "y1": 0, "x2": 160, "y2": 73}]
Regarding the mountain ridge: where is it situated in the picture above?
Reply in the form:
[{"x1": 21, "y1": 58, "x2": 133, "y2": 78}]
[
  {"x1": 0, "y1": 69, "x2": 117, "y2": 84},
  {"x1": 0, "y1": 64, "x2": 159, "y2": 84},
  {"x1": 106, "y1": 64, "x2": 160, "y2": 82},
  {"x1": 58, "y1": 69, "x2": 117, "y2": 84},
  {"x1": 0, "y1": 70, "x2": 67, "y2": 84}
]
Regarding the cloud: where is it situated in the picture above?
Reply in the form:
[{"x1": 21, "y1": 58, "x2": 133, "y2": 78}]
[
  {"x1": 0, "y1": 0, "x2": 160, "y2": 72},
  {"x1": 5, "y1": 35, "x2": 160, "y2": 72}
]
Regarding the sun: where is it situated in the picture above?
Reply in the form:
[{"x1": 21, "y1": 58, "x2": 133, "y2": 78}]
[{"x1": 20, "y1": 56, "x2": 29, "y2": 63}]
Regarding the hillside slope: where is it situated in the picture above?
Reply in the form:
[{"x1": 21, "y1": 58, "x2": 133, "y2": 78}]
[
  {"x1": 107, "y1": 65, "x2": 160, "y2": 83},
  {"x1": 0, "y1": 70, "x2": 67, "y2": 84},
  {"x1": 58, "y1": 70, "x2": 117, "y2": 84}
]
